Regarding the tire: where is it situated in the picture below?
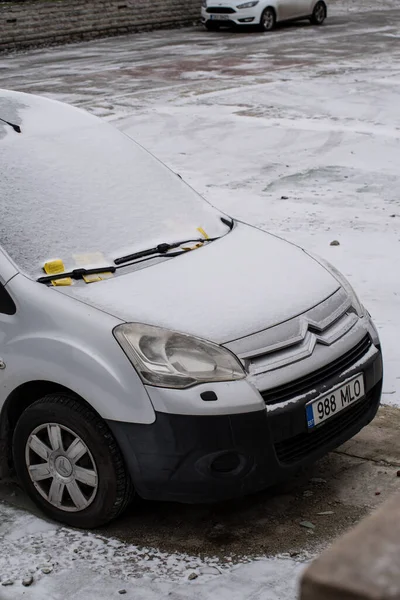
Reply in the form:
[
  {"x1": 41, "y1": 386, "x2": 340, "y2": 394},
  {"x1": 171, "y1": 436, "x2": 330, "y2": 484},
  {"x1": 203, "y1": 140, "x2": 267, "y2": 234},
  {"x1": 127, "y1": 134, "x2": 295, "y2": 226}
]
[
  {"x1": 310, "y1": 1, "x2": 326, "y2": 25},
  {"x1": 260, "y1": 7, "x2": 276, "y2": 32},
  {"x1": 205, "y1": 21, "x2": 221, "y2": 31},
  {"x1": 13, "y1": 394, "x2": 134, "y2": 528}
]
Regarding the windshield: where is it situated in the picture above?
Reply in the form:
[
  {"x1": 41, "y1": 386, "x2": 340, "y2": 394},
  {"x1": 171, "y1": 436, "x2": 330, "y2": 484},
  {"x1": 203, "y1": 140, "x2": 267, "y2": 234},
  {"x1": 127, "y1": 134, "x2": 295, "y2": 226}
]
[{"x1": 0, "y1": 93, "x2": 227, "y2": 278}]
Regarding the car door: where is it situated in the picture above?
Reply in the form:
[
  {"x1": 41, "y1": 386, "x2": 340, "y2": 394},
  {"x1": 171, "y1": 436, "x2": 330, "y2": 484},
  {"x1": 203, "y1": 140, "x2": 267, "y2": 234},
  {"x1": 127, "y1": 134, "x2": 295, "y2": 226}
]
[
  {"x1": 277, "y1": 0, "x2": 312, "y2": 20},
  {"x1": 0, "y1": 285, "x2": 17, "y2": 420},
  {"x1": 0, "y1": 247, "x2": 18, "y2": 412}
]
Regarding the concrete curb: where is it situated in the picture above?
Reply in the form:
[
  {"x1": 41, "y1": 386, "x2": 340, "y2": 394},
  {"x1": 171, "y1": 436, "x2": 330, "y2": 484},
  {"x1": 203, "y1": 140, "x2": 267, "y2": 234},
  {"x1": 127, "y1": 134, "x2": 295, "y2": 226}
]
[{"x1": 300, "y1": 492, "x2": 400, "y2": 600}]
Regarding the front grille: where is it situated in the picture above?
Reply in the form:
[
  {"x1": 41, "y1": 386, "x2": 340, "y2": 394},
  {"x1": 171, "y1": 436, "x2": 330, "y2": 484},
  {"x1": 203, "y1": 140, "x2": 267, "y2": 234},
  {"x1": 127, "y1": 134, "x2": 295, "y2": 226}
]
[
  {"x1": 206, "y1": 6, "x2": 236, "y2": 13},
  {"x1": 274, "y1": 391, "x2": 375, "y2": 465},
  {"x1": 261, "y1": 335, "x2": 372, "y2": 406}
]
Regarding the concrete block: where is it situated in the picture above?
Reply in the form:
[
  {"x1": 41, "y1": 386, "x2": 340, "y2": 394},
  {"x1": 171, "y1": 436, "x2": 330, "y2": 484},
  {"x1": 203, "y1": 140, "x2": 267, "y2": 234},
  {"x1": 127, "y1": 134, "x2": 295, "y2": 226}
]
[{"x1": 300, "y1": 492, "x2": 400, "y2": 600}]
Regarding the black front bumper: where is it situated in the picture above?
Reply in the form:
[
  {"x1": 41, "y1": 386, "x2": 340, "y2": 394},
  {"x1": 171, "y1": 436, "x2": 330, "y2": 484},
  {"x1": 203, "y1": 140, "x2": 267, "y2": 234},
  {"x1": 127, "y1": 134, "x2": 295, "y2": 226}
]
[{"x1": 107, "y1": 344, "x2": 383, "y2": 503}]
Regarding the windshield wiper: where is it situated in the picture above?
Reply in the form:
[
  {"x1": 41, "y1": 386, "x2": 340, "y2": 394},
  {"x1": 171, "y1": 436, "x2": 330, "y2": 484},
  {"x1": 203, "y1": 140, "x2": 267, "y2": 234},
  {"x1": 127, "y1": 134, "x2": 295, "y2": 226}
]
[
  {"x1": 0, "y1": 117, "x2": 21, "y2": 134},
  {"x1": 37, "y1": 250, "x2": 188, "y2": 284},
  {"x1": 37, "y1": 218, "x2": 234, "y2": 284},
  {"x1": 37, "y1": 266, "x2": 117, "y2": 284},
  {"x1": 114, "y1": 236, "x2": 216, "y2": 265},
  {"x1": 114, "y1": 217, "x2": 234, "y2": 266}
]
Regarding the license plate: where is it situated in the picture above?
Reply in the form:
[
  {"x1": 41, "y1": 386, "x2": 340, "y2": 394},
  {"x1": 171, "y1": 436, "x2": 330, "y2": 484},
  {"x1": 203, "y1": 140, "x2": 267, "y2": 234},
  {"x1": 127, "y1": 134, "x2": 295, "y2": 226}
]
[
  {"x1": 306, "y1": 374, "x2": 365, "y2": 429},
  {"x1": 210, "y1": 14, "x2": 229, "y2": 20}
]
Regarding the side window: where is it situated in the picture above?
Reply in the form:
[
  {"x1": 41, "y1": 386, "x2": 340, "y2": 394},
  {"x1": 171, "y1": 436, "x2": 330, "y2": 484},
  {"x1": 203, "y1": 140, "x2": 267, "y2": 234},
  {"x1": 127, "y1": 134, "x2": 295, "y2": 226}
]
[{"x1": 0, "y1": 284, "x2": 16, "y2": 315}]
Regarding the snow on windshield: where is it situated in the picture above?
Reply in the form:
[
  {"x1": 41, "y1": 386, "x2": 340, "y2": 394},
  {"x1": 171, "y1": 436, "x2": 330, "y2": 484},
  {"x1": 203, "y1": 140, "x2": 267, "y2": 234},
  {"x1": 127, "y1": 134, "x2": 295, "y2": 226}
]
[{"x1": 0, "y1": 94, "x2": 226, "y2": 278}]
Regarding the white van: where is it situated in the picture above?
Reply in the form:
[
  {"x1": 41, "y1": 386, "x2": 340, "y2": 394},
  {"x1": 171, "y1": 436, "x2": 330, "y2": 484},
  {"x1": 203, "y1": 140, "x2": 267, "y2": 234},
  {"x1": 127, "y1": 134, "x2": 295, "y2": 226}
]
[{"x1": 0, "y1": 90, "x2": 382, "y2": 528}]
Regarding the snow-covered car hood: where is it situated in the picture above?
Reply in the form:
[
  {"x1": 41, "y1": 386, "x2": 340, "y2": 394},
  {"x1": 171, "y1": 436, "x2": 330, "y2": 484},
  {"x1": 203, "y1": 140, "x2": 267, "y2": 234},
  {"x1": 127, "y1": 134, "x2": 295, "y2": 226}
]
[{"x1": 60, "y1": 223, "x2": 340, "y2": 344}]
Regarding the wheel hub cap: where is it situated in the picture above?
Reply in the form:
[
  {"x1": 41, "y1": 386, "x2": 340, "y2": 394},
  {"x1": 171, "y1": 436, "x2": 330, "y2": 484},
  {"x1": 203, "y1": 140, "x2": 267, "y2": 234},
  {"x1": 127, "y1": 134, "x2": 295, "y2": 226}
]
[
  {"x1": 55, "y1": 455, "x2": 73, "y2": 477},
  {"x1": 25, "y1": 423, "x2": 98, "y2": 513}
]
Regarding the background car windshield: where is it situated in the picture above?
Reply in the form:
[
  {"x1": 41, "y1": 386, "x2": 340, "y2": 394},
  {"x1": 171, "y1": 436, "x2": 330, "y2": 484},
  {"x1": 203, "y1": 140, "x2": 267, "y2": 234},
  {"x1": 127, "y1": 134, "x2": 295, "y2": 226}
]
[{"x1": 0, "y1": 98, "x2": 226, "y2": 278}]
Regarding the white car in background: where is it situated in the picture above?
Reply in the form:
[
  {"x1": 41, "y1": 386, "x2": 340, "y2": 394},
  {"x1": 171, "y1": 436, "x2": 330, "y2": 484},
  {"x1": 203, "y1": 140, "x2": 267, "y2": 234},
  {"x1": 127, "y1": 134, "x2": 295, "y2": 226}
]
[{"x1": 201, "y1": 0, "x2": 327, "y2": 31}]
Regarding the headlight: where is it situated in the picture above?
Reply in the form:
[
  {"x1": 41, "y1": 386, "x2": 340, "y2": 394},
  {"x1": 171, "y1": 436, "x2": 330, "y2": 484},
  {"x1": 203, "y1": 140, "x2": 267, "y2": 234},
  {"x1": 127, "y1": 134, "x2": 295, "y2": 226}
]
[
  {"x1": 237, "y1": 1, "x2": 259, "y2": 8},
  {"x1": 307, "y1": 253, "x2": 365, "y2": 317},
  {"x1": 114, "y1": 323, "x2": 246, "y2": 389}
]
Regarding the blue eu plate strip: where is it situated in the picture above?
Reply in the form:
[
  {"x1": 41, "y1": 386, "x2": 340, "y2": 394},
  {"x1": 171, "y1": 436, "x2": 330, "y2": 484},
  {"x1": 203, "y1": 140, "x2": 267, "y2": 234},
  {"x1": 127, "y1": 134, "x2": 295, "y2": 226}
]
[{"x1": 306, "y1": 404, "x2": 315, "y2": 429}]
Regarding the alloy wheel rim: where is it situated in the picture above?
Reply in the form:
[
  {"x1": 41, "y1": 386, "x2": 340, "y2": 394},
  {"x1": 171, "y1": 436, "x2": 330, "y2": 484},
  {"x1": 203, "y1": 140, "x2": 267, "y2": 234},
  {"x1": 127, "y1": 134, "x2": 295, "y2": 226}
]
[
  {"x1": 25, "y1": 423, "x2": 98, "y2": 512},
  {"x1": 315, "y1": 4, "x2": 325, "y2": 22},
  {"x1": 263, "y1": 11, "x2": 273, "y2": 29}
]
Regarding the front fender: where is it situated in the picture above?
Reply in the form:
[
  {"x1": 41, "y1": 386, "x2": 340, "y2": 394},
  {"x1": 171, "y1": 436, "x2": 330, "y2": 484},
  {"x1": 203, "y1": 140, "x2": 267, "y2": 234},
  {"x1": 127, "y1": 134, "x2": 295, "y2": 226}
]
[{"x1": 0, "y1": 275, "x2": 155, "y2": 424}]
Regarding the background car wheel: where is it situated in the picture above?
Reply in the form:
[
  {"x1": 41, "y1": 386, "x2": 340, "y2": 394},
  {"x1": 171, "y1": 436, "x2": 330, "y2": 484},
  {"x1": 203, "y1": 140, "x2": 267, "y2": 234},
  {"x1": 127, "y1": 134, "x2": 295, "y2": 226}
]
[
  {"x1": 310, "y1": 1, "x2": 326, "y2": 25},
  {"x1": 13, "y1": 394, "x2": 134, "y2": 528},
  {"x1": 205, "y1": 21, "x2": 221, "y2": 30},
  {"x1": 260, "y1": 7, "x2": 276, "y2": 32}
]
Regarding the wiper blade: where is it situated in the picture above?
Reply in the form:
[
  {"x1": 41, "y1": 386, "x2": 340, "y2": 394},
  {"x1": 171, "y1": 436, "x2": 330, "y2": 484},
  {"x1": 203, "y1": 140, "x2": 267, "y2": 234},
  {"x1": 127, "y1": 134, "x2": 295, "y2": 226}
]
[
  {"x1": 114, "y1": 237, "x2": 215, "y2": 266},
  {"x1": 0, "y1": 116, "x2": 21, "y2": 134},
  {"x1": 37, "y1": 252, "x2": 185, "y2": 285},
  {"x1": 37, "y1": 265, "x2": 116, "y2": 284},
  {"x1": 37, "y1": 219, "x2": 234, "y2": 285}
]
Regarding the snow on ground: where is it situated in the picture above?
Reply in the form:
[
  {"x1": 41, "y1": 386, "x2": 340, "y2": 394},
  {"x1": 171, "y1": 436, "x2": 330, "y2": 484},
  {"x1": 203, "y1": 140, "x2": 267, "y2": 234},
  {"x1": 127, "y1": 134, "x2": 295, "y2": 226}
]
[
  {"x1": 1, "y1": 1, "x2": 400, "y2": 598},
  {"x1": 0, "y1": 502, "x2": 305, "y2": 599},
  {"x1": 332, "y1": 0, "x2": 400, "y2": 11},
  {"x1": 109, "y1": 16, "x2": 400, "y2": 403}
]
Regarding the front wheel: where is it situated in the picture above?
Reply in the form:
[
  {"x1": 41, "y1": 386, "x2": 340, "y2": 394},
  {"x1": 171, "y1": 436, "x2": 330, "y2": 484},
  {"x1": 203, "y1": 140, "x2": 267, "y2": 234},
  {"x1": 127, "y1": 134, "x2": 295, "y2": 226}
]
[
  {"x1": 13, "y1": 394, "x2": 133, "y2": 528},
  {"x1": 310, "y1": 1, "x2": 326, "y2": 25},
  {"x1": 260, "y1": 7, "x2": 276, "y2": 32}
]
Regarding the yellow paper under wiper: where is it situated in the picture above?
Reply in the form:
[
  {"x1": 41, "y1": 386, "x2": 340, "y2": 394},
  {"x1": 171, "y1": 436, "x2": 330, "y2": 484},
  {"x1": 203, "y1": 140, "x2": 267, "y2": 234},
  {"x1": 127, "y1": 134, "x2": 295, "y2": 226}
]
[
  {"x1": 73, "y1": 252, "x2": 114, "y2": 284},
  {"x1": 43, "y1": 259, "x2": 72, "y2": 286}
]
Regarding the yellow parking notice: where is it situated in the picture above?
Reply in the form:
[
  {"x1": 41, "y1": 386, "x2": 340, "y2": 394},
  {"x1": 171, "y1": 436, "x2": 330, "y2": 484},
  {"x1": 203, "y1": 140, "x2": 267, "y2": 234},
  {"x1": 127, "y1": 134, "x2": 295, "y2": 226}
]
[
  {"x1": 197, "y1": 227, "x2": 209, "y2": 240},
  {"x1": 182, "y1": 227, "x2": 210, "y2": 251},
  {"x1": 44, "y1": 259, "x2": 65, "y2": 275},
  {"x1": 43, "y1": 259, "x2": 72, "y2": 286},
  {"x1": 82, "y1": 272, "x2": 114, "y2": 284},
  {"x1": 52, "y1": 278, "x2": 73, "y2": 287},
  {"x1": 74, "y1": 252, "x2": 114, "y2": 284}
]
